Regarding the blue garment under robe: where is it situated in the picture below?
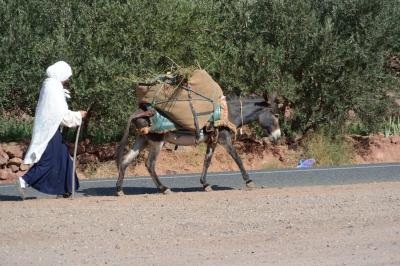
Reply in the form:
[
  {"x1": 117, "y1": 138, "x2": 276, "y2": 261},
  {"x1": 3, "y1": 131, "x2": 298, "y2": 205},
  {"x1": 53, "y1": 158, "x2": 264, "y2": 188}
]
[{"x1": 22, "y1": 129, "x2": 79, "y2": 195}]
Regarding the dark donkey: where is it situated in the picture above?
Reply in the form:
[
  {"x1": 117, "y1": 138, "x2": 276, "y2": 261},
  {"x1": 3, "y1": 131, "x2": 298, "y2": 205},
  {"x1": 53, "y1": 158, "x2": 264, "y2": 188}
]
[{"x1": 116, "y1": 94, "x2": 281, "y2": 196}]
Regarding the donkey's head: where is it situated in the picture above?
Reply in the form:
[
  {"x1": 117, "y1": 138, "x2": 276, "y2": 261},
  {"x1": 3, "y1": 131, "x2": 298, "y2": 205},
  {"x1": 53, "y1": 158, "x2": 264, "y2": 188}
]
[
  {"x1": 258, "y1": 92, "x2": 281, "y2": 142},
  {"x1": 227, "y1": 93, "x2": 281, "y2": 142}
]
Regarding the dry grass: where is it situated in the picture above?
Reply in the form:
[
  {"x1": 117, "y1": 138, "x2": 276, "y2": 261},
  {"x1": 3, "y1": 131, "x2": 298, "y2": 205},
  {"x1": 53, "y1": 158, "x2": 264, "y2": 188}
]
[{"x1": 304, "y1": 132, "x2": 354, "y2": 166}]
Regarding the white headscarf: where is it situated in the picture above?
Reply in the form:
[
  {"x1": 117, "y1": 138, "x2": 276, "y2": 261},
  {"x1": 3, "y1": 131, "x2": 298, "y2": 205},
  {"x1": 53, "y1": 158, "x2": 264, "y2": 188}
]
[
  {"x1": 46, "y1": 61, "x2": 72, "y2": 82},
  {"x1": 24, "y1": 61, "x2": 73, "y2": 164}
]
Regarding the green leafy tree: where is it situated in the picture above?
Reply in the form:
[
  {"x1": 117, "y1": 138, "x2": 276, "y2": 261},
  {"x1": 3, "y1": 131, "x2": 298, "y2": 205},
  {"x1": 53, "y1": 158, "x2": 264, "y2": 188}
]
[{"x1": 0, "y1": 0, "x2": 399, "y2": 142}]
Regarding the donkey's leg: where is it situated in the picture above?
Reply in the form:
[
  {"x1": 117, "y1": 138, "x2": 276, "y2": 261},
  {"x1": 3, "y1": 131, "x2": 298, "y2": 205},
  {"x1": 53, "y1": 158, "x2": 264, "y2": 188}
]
[
  {"x1": 116, "y1": 136, "x2": 147, "y2": 196},
  {"x1": 218, "y1": 130, "x2": 257, "y2": 189},
  {"x1": 200, "y1": 141, "x2": 217, "y2": 192},
  {"x1": 145, "y1": 137, "x2": 171, "y2": 194}
]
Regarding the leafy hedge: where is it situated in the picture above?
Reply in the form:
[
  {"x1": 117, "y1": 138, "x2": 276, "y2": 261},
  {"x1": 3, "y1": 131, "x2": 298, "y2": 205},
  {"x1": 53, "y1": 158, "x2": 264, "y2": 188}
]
[{"x1": 1, "y1": 0, "x2": 399, "y2": 142}]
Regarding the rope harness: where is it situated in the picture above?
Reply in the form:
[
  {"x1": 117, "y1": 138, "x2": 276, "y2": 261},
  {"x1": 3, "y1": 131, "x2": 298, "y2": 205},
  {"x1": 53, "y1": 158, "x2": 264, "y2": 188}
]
[
  {"x1": 138, "y1": 72, "x2": 234, "y2": 145},
  {"x1": 187, "y1": 87, "x2": 201, "y2": 143},
  {"x1": 151, "y1": 75, "x2": 217, "y2": 145},
  {"x1": 240, "y1": 97, "x2": 244, "y2": 135}
]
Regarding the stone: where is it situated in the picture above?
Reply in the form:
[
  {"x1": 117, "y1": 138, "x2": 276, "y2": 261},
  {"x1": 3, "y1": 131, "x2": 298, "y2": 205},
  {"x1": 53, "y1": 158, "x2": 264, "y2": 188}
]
[
  {"x1": 0, "y1": 148, "x2": 9, "y2": 166},
  {"x1": 97, "y1": 146, "x2": 116, "y2": 162},
  {"x1": 85, "y1": 144, "x2": 98, "y2": 154},
  {"x1": 10, "y1": 165, "x2": 19, "y2": 173},
  {"x1": 20, "y1": 164, "x2": 30, "y2": 171},
  {"x1": 7, "y1": 157, "x2": 23, "y2": 167},
  {"x1": 67, "y1": 142, "x2": 85, "y2": 156},
  {"x1": 78, "y1": 153, "x2": 98, "y2": 164},
  {"x1": 77, "y1": 143, "x2": 86, "y2": 155},
  {"x1": 0, "y1": 168, "x2": 17, "y2": 180},
  {"x1": 2, "y1": 142, "x2": 25, "y2": 158},
  {"x1": 0, "y1": 169, "x2": 7, "y2": 180},
  {"x1": 390, "y1": 136, "x2": 400, "y2": 144}
]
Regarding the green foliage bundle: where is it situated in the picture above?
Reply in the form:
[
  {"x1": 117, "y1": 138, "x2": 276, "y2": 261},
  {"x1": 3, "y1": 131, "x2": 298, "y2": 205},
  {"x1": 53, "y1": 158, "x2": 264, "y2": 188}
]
[{"x1": 0, "y1": 0, "x2": 399, "y2": 142}]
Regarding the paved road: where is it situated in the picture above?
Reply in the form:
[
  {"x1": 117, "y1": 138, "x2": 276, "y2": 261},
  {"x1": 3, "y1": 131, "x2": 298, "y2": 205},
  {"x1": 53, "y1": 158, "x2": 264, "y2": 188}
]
[{"x1": 1, "y1": 163, "x2": 400, "y2": 201}]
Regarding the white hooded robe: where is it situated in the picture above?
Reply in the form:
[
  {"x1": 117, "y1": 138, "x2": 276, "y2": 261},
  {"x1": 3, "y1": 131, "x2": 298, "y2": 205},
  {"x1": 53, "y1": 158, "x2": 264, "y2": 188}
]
[{"x1": 24, "y1": 61, "x2": 82, "y2": 164}]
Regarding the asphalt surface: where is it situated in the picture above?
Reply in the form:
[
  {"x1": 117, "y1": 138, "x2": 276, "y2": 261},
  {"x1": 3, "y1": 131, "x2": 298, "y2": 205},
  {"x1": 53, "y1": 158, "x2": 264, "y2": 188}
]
[{"x1": 1, "y1": 163, "x2": 400, "y2": 201}]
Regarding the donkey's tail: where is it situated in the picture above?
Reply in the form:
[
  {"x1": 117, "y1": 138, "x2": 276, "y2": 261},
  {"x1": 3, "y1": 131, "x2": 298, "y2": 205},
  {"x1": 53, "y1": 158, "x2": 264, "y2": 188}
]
[{"x1": 116, "y1": 111, "x2": 140, "y2": 169}]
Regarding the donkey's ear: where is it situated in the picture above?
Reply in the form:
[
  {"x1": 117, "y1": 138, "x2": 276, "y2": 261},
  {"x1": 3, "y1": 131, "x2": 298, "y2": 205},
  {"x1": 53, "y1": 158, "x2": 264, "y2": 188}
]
[
  {"x1": 262, "y1": 92, "x2": 269, "y2": 103},
  {"x1": 263, "y1": 91, "x2": 277, "y2": 104},
  {"x1": 269, "y1": 91, "x2": 278, "y2": 103}
]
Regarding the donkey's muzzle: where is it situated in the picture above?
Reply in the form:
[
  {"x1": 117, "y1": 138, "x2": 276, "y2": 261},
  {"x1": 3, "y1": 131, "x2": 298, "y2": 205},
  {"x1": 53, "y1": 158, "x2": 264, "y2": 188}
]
[{"x1": 269, "y1": 128, "x2": 281, "y2": 143}]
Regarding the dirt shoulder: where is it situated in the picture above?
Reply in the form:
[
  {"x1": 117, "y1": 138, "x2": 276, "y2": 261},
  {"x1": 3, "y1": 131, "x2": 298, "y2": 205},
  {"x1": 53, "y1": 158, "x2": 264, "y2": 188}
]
[{"x1": 1, "y1": 182, "x2": 399, "y2": 265}]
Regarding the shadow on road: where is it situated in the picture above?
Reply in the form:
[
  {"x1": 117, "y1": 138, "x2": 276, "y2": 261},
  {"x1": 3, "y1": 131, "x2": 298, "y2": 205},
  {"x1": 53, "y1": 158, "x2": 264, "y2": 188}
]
[
  {"x1": 0, "y1": 185, "x2": 236, "y2": 201},
  {"x1": 0, "y1": 195, "x2": 36, "y2": 201},
  {"x1": 80, "y1": 185, "x2": 234, "y2": 197}
]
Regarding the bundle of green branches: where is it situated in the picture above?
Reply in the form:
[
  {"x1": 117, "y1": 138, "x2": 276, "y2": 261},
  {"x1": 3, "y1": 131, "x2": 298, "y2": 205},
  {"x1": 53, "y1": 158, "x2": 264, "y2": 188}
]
[{"x1": 138, "y1": 58, "x2": 201, "y2": 87}]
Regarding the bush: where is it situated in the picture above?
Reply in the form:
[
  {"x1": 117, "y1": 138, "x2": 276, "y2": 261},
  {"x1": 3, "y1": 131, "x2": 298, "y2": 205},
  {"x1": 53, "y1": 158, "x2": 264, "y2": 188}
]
[
  {"x1": 303, "y1": 131, "x2": 354, "y2": 166},
  {"x1": 248, "y1": 0, "x2": 400, "y2": 137},
  {"x1": 1, "y1": 0, "x2": 399, "y2": 143},
  {"x1": 383, "y1": 116, "x2": 400, "y2": 137},
  {"x1": 0, "y1": 116, "x2": 33, "y2": 142}
]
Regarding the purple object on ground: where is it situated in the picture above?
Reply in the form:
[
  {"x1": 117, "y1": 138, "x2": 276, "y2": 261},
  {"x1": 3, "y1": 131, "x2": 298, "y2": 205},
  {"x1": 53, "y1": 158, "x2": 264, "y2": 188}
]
[{"x1": 296, "y1": 158, "x2": 316, "y2": 168}]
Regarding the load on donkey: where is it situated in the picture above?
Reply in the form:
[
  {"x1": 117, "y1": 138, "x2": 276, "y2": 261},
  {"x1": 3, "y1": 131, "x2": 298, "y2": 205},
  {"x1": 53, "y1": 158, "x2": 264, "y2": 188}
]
[{"x1": 116, "y1": 68, "x2": 281, "y2": 195}]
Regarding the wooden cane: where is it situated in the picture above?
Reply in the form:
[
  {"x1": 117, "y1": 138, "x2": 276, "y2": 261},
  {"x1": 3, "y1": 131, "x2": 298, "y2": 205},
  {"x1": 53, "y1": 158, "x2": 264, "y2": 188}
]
[
  {"x1": 71, "y1": 104, "x2": 93, "y2": 199},
  {"x1": 71, "y1": 123, "x2": 81, "y2": 199}
]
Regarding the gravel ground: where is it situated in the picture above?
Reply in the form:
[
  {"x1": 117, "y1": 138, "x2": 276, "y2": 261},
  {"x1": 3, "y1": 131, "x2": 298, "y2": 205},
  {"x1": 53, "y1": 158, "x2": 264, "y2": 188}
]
[{"x1": 1, "y1": 182, "x2": 400, "y2": 266}]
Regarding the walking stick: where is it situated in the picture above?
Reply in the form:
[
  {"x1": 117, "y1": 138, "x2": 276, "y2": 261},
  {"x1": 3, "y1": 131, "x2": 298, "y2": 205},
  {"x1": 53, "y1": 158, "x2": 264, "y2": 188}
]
[
  {"x1": 71, "y1": 104, "x2": 92, "y2": 199},
  {"x1": 71, "y1": 123, "x2": 81, "y2": 199}
]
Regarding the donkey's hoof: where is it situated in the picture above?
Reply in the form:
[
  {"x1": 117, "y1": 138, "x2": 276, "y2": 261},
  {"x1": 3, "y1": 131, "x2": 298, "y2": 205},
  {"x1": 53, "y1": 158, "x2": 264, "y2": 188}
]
[
  {"x1": 203, "y1": 184, "x2": 213, "y2": 192},
  {"x1": 162, "y1": 188, "x2": 173, "y2": 195},
  {"x1": 245, "y1": 181, "x2": 257, "y2": 190},
  {"x1": 116, "y1": 190, "x2": 125, "y2": 196}
]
